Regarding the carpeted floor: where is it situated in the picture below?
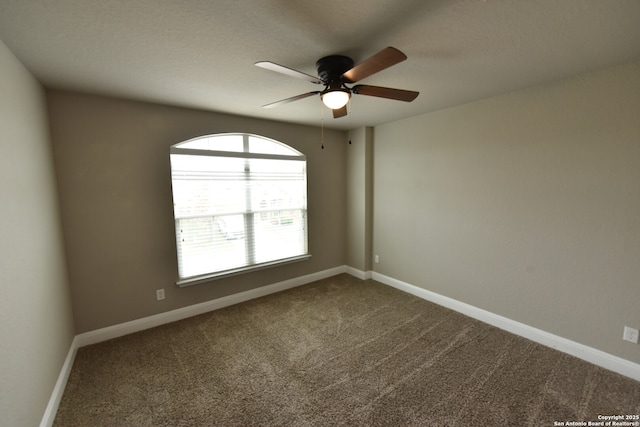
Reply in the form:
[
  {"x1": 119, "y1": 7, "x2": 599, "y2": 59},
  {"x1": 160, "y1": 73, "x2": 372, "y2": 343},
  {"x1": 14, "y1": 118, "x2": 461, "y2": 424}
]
[{"x1": 54, "y1": 274, "x2": 640, "y2": 426}]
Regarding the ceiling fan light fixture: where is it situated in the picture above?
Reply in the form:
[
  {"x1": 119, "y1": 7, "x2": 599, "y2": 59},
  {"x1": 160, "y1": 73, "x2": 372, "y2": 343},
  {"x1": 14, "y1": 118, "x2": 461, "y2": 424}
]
[{"x1": 321, "y1": 89, "x2": 350, "y2": 109}]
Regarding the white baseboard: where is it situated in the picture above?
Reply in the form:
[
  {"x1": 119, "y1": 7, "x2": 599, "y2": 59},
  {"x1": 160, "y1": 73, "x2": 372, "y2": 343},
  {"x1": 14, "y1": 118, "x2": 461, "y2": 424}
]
[
  {"x1": 372, "y1": 272, "x2": 640, "y2": 382},
  {"x1": 77, "y1": 265, "x2": 347, "y2": 347},
  {"x1": 39, "y1": 336, "x2": 80, "y2": 427},
  {"x1": 345, "y1": 266, "x2": 372, "y2": 280}
]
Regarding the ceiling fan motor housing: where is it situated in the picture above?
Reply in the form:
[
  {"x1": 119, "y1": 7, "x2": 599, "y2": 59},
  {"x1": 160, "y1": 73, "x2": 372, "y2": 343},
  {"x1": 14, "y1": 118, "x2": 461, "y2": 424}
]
[{"x1": 316, "y1": 55, "x2": 354, "y2": 84}]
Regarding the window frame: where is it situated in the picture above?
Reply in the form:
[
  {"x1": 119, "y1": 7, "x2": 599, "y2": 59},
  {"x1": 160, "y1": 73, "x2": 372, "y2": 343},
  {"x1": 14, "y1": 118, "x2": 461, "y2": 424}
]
[{"x1": 170, "y1": 133, "x2": 310, "y2": 286}]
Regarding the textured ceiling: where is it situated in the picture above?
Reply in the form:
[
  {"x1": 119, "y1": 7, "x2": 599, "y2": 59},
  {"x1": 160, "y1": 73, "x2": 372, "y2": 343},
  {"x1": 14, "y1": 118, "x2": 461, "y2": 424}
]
[{"x1": 1, "y1": 0, "x2": 640, "y2": 130}]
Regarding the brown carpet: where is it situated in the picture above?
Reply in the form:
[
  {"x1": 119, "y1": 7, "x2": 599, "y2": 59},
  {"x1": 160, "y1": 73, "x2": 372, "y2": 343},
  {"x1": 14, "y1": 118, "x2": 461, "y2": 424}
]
[{"x1": 54, "y1": 274, "x2": 640, "y2": 426}]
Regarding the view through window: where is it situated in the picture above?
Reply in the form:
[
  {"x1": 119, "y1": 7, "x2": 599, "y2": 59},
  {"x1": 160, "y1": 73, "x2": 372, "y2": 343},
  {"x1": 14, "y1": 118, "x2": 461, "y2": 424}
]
[{"x1": 170, "y1": 133, "x2": 309, "y2": 284}]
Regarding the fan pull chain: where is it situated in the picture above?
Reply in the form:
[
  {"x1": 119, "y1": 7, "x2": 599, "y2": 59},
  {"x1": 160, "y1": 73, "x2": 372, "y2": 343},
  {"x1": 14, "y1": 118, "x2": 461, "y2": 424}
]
[
  {"x1": 320, "y1": 99, "x2": 325, "y2": 149},
  {"x1": 348, "y1": 99, "x2": 352, "y2": 145}
]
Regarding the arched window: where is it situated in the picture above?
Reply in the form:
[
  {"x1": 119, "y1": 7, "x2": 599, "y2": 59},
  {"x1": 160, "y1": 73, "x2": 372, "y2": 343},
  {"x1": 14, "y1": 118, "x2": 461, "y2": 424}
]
[{"x1": 170, "y1": 133, "x2": 309, "y2": 285}]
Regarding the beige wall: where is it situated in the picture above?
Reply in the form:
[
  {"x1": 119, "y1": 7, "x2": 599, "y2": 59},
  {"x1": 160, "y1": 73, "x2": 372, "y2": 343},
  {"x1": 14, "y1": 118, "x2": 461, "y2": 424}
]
[
  {"x1": 373, "y1": 60, "x2": 640, "y2": 364},
  {"x1": 0, "y1": 42, "x2": 75, "y2": 426},
  {"x1": 47, "y1": 90, "x2": 347, "y2": 333}
]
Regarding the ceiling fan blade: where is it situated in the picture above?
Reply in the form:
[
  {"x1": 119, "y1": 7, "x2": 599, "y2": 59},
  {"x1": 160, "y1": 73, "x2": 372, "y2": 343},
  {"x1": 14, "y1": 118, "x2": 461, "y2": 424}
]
[
  {"x1": 332, "y1": 105, "x2": 348, "y2": 118},
  {"x1": 255, "y1": 61, "x2": 323, "y2": 84},
  {"x1": 262, "y1": 92, "x2": 320, "y2": 109},
  {"x1": 341, "y1": 47, "x2": 407, "y2": 83},
  {"x1": 352, "y1": 85, "x2": 419, "y2": 102}
]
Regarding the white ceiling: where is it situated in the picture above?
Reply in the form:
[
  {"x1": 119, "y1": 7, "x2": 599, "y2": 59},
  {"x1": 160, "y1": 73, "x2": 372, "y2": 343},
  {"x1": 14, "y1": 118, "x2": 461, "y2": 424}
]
[{"x1": 1, "y1": 0, "x2": 640, "y2": 130}]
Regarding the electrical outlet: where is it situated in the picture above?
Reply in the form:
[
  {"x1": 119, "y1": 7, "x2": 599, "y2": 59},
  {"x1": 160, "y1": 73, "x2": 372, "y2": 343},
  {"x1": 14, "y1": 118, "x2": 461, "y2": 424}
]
[
  {"x1": 623, "y1": 326, "x2": 639, "y2": 344},
  {"x1": 156, "y1": 289, "x2": 165, "y2": 301},
  {"x1": 374, "y1": 255, "x2": 380, "y2": 263}
]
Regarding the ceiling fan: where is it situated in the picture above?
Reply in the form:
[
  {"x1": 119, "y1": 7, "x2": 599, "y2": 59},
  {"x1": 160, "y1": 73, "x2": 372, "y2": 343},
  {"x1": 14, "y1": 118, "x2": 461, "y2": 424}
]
[{"x1": 256, "y1": 47, "x2": 419, "y2": 118}]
